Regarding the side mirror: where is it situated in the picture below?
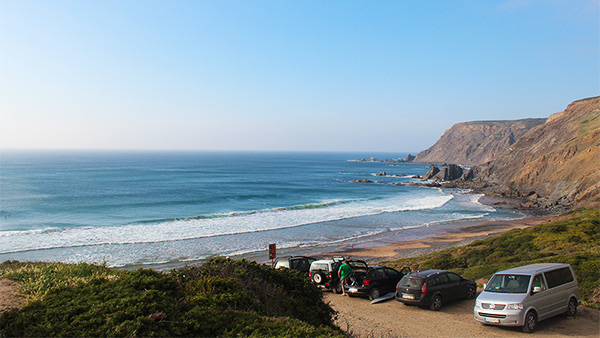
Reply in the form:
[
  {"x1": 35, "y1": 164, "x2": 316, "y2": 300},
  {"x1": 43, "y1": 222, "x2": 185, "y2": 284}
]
[
  {"x1": 532, "y1": 286, "x2": 542, "y2": 294},
  {"x1": 483, "y1": 283, "x2": 487, "y2": 290}
]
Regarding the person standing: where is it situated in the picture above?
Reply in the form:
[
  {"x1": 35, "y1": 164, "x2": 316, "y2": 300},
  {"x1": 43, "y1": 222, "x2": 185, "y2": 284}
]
[{"x1": 338, "y1": 260, "x2": 352, "y2": 296}]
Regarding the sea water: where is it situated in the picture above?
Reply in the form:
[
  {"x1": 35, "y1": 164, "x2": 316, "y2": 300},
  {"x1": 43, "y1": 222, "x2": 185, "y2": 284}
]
[{"x1": 0, "y1": 150, "x2": 520, "y2": 268}]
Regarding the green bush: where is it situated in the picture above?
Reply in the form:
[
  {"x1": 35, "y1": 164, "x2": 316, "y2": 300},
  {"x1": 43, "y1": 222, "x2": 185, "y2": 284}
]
[{"x1": 0, "y1": 258, "x2": 344, "y2": 337}]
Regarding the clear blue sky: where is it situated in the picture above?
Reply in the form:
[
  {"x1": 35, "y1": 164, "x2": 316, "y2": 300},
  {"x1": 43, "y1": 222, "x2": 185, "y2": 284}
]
[{"x1": 1, "y1": 0, "x2": 598, "y2": 152}]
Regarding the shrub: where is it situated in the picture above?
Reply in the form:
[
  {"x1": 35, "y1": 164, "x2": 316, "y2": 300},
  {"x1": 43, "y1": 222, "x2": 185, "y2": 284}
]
[{"x1": 0, "y1": 259, "x2": 344, "y2": 337}]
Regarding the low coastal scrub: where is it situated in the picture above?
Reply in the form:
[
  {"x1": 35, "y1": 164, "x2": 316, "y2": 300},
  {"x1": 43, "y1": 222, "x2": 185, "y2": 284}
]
[
  {"x1": 383, "y1": 208, "x2": 600, "y2": 308},
  {"x1": 0, "y1": 258, "x2": 344, "y2": 337}
]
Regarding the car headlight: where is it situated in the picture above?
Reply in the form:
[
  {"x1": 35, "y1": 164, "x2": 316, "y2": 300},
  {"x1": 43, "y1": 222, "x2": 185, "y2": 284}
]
[{"x1": 506, "y1": 303, "x2": 523, "y2": 310}]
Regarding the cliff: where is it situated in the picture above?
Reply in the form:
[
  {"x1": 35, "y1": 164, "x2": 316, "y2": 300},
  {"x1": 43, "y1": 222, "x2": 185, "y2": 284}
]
[
  {"x1": 413, "y1": 119, "x2": 546, "y2": 165},
  {"x1": 472, "y1": 97, "x2": 600, "y2": 209}
]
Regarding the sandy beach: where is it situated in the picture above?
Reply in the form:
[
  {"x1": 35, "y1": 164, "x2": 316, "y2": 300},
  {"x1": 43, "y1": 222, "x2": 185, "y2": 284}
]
[{"x1": 325, "y1": 214, "x2": 553, "y2": 263}]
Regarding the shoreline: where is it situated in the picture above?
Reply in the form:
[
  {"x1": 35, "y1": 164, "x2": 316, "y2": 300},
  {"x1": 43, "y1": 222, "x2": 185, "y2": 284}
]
[
  {"x1": 226, "y1": 194, "x2": 550, "y2": 265},
  {"x1": 134, "y1": 193, "x2": 547, "y2": 271}
]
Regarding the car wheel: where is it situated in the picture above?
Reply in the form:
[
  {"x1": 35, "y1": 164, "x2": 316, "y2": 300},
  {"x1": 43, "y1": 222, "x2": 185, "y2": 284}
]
[
  {"x1": 429, "y1": 295, "x2": 442, "y2": 311},
  {"x1": 369, "y1": 288, "x2": 381, "y2": 301},
  {"x1": 522, "y1": 311, "x2": 537, "y2": 333},
  {"x1": 566, "y1": 298, "x2": 577, "y2": 317},
  {"x1": 334, "y1": 282, "x2": 342, "y2": 294},
  {"x1": 466, "y1": 285, "x2": 476, "y2": 299},
  {"x1": 312, "y1": 272, "x2": 324, "y2": 284}
]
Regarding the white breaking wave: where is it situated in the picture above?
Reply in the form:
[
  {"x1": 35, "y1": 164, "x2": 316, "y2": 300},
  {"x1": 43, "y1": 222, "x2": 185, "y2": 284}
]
[{"x1": 0, "y1": 193, "x2": 453, "y2": 254}]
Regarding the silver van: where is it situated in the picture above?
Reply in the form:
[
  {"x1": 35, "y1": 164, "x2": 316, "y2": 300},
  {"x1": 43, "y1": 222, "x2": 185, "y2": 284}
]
[{"x1": 474, "y1": 263, "x2": 580, "y2": 333}]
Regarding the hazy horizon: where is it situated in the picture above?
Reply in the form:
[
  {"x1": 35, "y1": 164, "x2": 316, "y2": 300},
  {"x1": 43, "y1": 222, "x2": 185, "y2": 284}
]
[{"x1": 1, "y1": 1, "x2": 598, "y2": 152}]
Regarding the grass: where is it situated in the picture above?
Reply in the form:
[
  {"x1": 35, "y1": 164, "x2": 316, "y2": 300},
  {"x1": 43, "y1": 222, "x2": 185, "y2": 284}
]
[
  {"x1": 0, "y1": 258, "x2": 345, "y2": 337},
  {"x1": 381, "y1": 208, "x2": 600, "y2": 308}
]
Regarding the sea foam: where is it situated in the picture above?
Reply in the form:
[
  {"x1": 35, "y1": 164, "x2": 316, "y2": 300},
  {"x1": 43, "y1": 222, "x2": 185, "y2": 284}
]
[{"x1": 0, "y1": 193, "x2": 453, "y2": 254}]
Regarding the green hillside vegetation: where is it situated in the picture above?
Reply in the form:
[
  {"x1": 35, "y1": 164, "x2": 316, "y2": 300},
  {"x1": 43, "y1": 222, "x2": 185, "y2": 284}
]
[
  {"x1": 0, "y1": 258, "x2": 345, "y2": 337},
  {"x1": 382, "y1": 208, "x2": 600, "y2": 308}
]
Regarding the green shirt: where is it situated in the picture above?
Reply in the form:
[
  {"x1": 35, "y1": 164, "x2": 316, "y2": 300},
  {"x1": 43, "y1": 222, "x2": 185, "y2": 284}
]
[{"x1": 339, "y1": 263, "x2": 351, "y2": 279}]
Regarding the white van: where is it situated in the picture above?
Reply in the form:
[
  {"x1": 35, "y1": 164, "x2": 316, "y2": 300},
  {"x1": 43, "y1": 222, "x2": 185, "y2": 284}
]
[{"x1": 474, "y1": 263, "x2": 580, "y2": 333}]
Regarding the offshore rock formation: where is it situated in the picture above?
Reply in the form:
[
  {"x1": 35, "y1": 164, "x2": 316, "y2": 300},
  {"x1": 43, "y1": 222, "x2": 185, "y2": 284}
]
[{"x1": 413, "y1": 118, "x2": 546, "y2": 165}]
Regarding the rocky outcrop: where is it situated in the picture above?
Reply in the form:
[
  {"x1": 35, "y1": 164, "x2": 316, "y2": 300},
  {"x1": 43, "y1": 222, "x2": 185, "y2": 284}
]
[
  {"x1": 432, "y1": 164, "x2": 464, "y2": 182},
  {"x1": 468, "y1": 97, "x2": 600, "y2": 209},
  {"x1": 405, "y1": 154, "x2": 416, "y2": 162},
  {"x1": 413, "y1": 118, "x2": 546, "y2": 165},
  {"x1": 422, "y1": 165, "x2": 440, "y2": 180}
]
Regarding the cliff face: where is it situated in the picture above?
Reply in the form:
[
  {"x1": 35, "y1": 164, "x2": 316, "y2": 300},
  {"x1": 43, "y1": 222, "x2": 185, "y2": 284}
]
[
  {"x1": 475, "y1": 97, "x2": 600, "y2": 208},
  {"x1": 413, "y1": 119, "x2": 546, "y2": 165}
]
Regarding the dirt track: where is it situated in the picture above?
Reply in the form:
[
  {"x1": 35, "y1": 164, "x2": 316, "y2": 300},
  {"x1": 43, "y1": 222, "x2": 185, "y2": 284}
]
[{"x1": 325, "y1": 292, "x2": 600, "y2": 338}]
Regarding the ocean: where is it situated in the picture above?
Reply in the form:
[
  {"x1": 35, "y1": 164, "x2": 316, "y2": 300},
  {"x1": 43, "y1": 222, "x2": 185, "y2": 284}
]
[{"x1": 0, "y1": 150, "x2": 521, "y2": 269}]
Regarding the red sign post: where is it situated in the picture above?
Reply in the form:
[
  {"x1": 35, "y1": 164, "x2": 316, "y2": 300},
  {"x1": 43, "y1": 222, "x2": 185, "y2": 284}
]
[{"x1": 269, "y1": 243, "x2": 276, "y2": 260}]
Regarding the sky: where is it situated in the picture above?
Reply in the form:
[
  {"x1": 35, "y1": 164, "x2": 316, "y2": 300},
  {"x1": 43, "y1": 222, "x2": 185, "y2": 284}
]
[{"x1": 1, "y1": 0, "x2": 598, "y2": 153}]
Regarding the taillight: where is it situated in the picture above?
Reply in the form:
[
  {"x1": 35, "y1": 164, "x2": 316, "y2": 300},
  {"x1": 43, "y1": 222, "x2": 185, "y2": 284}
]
[
  {"x1": 328, "y1": 272, "x2": 332, "y2": 279},
  {"x1": 421, "y1": 282, "x2": 427, "y2": 295},
  {"x1": 363, "y1": 279, "x2": 371, "y2": 286}
]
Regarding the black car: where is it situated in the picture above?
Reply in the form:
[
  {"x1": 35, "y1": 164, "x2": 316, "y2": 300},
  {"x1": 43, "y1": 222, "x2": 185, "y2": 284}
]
[
  {"x1": 395, "y1": 269, "x2": 476, "y2": 310},
  {"x1": 345, "y1": 265, "x2": 411, "y2": 300},
  {"x1": 274, "y1": 256, "x2": 316, "y2": 274}
]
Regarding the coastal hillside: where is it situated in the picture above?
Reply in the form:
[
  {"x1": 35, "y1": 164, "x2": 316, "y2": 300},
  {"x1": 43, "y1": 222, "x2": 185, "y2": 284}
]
[
  {"x1": 412, "y1": 118, "x2": 546, "y2": 165},
  {"x1": 472, "y1": 97, "x2": 600, "y2": 209}
]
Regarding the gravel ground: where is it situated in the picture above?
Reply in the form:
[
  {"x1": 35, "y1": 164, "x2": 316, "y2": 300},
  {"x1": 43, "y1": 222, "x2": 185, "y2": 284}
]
[{"x1": 326, "y1": 292, "x2": 600, "y2": 338}]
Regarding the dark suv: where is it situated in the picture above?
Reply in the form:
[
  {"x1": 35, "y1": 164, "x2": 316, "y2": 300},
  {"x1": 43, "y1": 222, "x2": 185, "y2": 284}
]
[
  {"x1": 395, "y1": 269, "x2": 476, "y2": 310},
  {"x1": 344, "y1": 265, "x2": 411, "y2": 300},
  {"x1": 273, "y1": 256, "x2": 316, "y2": 274}
]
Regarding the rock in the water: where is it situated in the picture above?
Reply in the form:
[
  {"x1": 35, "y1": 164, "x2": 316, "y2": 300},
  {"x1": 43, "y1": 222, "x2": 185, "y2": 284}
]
[
  {"x1": 432, "y1": 164, "x2": 463, "y2": 182},
  {"x1": 422, "y1": 165, "x2": 440, "y2": 180},
  {"x1": 376, "y1": 171, "x2": 386, "y2": 177}
]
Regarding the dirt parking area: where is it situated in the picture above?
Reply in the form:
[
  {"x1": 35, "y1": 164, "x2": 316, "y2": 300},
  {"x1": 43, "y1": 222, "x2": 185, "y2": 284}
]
[{"x1": 326, "y1": 292, "x2": 600, "y2": 338}]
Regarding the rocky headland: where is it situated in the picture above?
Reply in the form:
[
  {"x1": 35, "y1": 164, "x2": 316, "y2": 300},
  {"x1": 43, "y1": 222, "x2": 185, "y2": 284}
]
[
  {"x1": 413, "y1": 118, "x2": 546, "y2": 165},
  {"x1": 416, "y1": 97, "x2": 600, "y2": 212}
]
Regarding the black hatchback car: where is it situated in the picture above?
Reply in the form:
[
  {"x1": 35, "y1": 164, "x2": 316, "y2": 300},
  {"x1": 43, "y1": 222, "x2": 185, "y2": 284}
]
[
  {"x1": 395, "y1": 269, "x2": 476, "y2": 310},
  {"x1": 345, "y1": 265, "x2": 411, "y2": 300}
]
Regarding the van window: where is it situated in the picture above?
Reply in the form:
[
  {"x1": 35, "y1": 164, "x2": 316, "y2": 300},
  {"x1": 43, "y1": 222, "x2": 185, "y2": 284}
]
[
  {"x1": 544, "y1": 267, "x2": 574, "y2": 288},
  {"x1": 485, "y1": 274, "x2": 530, "y2": 293},
  {"x1": 531, "y1": 274, "x2": 547, "y2": 292}
]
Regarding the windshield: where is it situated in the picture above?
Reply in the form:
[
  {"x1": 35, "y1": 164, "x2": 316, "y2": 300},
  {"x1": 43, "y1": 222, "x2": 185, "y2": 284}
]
[{"x1": 485, "y1": 274, "x2": 530, "y2": 293}]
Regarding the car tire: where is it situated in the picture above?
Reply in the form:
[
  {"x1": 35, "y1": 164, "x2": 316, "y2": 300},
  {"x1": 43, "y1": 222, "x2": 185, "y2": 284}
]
[
  {"x1": 566, "y1": 298, "x2": 577, "y2": 317},
  {"x1": 466, "y1": 285, "x2": 476, "y2": 299},
  {"x1": 522, "y1": 311, "x2": 537, "y2": 333},
  {"x1": 369, "y1": 288, "x2": 381, "y2": 301},
  {"x1": 312, "y1": 272, "x2": 324, "y2": 284},
  {"x1": 334, "y1": 282, "x2": 342, "y2": 294},
  {"x1": 429, "y1": 295, "x2": 442, "y2": 311}
]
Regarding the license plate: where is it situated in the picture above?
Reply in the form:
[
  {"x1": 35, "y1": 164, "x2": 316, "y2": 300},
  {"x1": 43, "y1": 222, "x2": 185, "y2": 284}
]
[
  {"x1": 402, "y1": 293, "x2": 415, "y2": 299},
  {"x1": 348, "y1": 287, "x2": 358, "y2": 293},
  {"x1": 484, "y1": 318, "x2": 500, "y2": 323}
]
